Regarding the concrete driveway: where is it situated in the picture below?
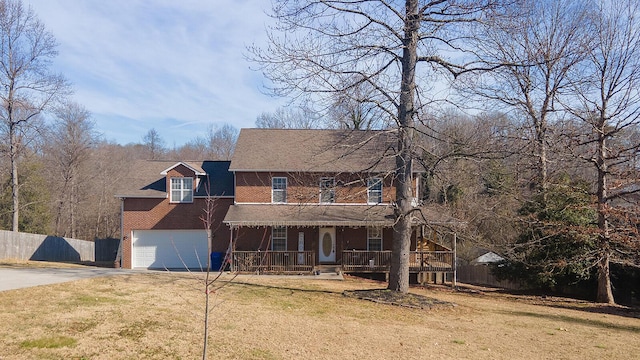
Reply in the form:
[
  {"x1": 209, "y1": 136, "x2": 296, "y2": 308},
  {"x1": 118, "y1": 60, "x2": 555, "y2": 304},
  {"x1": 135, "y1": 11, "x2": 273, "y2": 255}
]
[{"x1": 0, "y1": 267, "x2": 132, "y2": 291}]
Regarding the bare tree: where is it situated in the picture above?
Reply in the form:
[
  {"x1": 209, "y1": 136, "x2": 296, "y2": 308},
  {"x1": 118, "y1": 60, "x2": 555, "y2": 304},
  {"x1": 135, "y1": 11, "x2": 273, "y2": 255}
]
[
  {"x1": 255, "y1": 106, "x2": 320, "y2": 129},
  {"x1": 205, "y1": 124, "x2": 238, "y2": 161},
  {"x1": 460, "y1": 0, "x2": 595, "y2": 203},
  {"x1": 327, "y1": 77, "x2": 390, "y2": 130},
  {"x1": 250, "y1": 0, "x2": 502, "y2": 293},
  {"x1": 142, "y1": 128, "x2": 166, "y2": 160},
  {"x1": 88, "y1": 141, "x2": 132, "y2": 239},
  {"x1": 174, "y1": 137, "x2": 209, "y2": 161},
  {"x1": 0, "y1": 0, "x2": 69, "y2": 231},
  {"x1": 47, "y1": 101, "x2": 96, "y2": 238},
  {"x1": 563, "y1": 0, "x2": 640, "y2": 304}
]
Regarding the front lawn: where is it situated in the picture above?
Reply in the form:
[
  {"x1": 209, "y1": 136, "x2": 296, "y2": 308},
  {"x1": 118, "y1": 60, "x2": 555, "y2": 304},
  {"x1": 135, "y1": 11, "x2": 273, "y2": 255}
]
[{"x1": 0, "y1": 270, "x2": 638, "y2": 359}]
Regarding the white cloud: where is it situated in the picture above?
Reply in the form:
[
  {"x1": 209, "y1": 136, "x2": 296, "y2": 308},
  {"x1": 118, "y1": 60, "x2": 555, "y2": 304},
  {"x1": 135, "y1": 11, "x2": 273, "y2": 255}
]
[{"x1": 25, "y1": 0, "x2": 284, "y2": 145}]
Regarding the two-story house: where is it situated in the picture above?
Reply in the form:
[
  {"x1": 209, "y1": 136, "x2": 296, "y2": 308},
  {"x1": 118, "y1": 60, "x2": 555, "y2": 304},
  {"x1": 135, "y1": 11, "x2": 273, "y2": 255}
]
[
  {"x1": 223, "y1": 128, "x2": 451, "y2": 274},
  {"x1": 116, "y1": 129, "x2": 454, "y2": 280},
  {"x1": 116, "y1": 160, "x2": 234, "y2": 269}
]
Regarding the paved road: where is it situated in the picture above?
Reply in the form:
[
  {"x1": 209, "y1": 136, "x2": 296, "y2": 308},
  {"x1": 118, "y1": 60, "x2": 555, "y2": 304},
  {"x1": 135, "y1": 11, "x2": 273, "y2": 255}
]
[{"x1": 0, "y1": 267, "x2": 132, "y2": 291}]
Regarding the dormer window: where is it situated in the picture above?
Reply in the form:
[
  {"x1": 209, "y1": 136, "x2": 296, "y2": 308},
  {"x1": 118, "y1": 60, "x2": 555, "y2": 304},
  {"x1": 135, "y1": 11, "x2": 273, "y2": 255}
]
[{"x1": 171, "y1": 177, "x2": 193, "y2": 203}]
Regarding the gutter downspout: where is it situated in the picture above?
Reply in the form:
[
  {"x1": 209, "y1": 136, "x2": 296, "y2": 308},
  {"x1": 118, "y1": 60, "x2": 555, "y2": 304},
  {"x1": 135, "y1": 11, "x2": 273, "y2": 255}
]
[{"x1": 116, "y1": 197, "x2": 125, "y2": 268}]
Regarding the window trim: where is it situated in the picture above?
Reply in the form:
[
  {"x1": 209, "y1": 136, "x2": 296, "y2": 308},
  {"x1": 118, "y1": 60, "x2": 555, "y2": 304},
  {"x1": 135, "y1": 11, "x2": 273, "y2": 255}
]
[
  {"x1": 272, "y1": 177, "x2": 287, "y2": 203},
  {"x1": 367, "y1": 177, "x2": 383, "y2": 204},
  {"x1": 367, "y1": 227, "x2": 383, "y2": 251},
  {"x1": 319, "y1": 177, "x2": 336, "y2": 203},
  {"x1": 271, "y1": 226, "x2": 287, "y2": 251},
  {"x1": 170, "y1": 177, "x2": 194, "y2": 203}
]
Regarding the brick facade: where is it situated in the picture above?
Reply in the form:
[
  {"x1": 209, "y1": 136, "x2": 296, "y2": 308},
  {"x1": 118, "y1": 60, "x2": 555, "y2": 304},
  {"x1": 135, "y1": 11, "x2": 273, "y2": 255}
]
[
  {"x1": 233, "y1": 226, "x2": 399, "y2": 255},
  {"x1": 234, "y1": 171, "x2": 398, "y2": 204},
  {"x1": 121, "y1": 197, "x2": 233, "y2": 269}
]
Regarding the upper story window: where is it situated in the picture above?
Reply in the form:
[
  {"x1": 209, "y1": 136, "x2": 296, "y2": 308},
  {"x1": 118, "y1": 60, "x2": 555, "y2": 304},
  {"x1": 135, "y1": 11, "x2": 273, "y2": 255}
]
[
  {"x1": 271, "y1": 226, "x2": 287, "y2": 251},
  {"x1": 272, "y1": 177, "x2": 287, "y2": 203},
  {"x1": 367, "y1": 177, "x2": 382, "y2": 204},
  {"x1": 367, "y1": 227, "x2": 383, "y2": 251},
  {"x1": 319, "y1": 177, "x2": 335, "y2": 203},
  {"x1": 170, "y1": 177, "x2": 193, "y2": 203}
]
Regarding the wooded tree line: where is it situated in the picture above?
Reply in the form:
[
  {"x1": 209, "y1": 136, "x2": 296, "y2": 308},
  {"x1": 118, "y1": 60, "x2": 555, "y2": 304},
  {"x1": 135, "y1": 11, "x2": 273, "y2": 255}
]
[{"x1": 0, "y1": 111, "x2": 239, "y2": 240}]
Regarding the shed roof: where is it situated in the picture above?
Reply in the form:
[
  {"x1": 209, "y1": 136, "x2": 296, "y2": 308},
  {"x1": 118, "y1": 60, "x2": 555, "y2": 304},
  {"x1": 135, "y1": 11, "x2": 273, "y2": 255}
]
[{"x1": 230, "y1": 128, "x2": 398, "y2": 173}]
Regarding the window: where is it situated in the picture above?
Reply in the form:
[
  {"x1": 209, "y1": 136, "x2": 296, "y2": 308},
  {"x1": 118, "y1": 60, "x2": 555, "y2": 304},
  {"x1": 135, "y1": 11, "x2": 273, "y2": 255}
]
[
  {"x1": 272, "y1": 226, "x2": 287, "y2": 251},
  {"x1": 272, "y1": 177, "x2": 287, "y2": 203},
  {"x1": 319, "y1": 177, "x2": 335, "y2": 203},
  {"x1": 367, "y1": 177, "x2": 382, "y2": 204},
  {"x1": 170, "y1": 177, "x2": 193, "y2": 203},
  {"x1": 367, "y1": 227, "x2": 383, "y2": 251}
]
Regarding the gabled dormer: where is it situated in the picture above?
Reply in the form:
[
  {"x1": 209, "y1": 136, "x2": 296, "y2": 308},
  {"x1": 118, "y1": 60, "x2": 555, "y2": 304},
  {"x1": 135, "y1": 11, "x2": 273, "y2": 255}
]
[{"x1": 160, "y1": 162, "x2": 207, "y2": 203}]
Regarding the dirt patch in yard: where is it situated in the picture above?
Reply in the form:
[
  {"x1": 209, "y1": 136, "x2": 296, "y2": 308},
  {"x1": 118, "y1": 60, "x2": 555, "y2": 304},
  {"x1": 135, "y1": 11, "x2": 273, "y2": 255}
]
[{"x1": 344, "y1": 288, "x2": 455, "y2": 309}]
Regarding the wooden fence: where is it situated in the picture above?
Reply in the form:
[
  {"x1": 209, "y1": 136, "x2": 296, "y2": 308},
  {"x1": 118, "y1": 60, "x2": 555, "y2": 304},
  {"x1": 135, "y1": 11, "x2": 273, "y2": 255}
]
[
  {"x1": 0, "y1": 230, "x2": 94, "y2": 262},
  {"x1": 457, "y1": 264, "x2": 521, "y2": 290}
]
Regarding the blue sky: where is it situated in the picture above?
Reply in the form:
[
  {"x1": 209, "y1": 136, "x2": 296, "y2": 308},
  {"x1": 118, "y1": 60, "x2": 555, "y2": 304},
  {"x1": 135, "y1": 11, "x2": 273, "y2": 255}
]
[{"x1": 26, "y1": 0, "x2": 284, "y2": 147}]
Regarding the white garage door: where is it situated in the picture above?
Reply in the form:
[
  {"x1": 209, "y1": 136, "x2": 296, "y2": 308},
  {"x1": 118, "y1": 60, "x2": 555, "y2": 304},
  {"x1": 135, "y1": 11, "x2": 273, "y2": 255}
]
[{"x1": 132, "y1": 230, "x2": 208, "y2": 269}]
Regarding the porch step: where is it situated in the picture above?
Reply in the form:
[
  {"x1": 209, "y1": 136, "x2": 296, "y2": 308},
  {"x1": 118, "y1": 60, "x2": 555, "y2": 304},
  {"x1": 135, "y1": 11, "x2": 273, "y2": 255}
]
[{"x1": 314, "y1": 265, "x2": 342, "y2": 276}]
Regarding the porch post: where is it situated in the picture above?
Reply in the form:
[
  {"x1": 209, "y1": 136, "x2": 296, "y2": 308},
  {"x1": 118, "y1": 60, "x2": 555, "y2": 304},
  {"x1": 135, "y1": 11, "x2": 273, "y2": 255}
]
[
  {"x1": 229, "y1": 226, "x2": 235, "y2": 272},
  {"x1": 453, "y1": 232, "x2": 457, "y2": 289}
]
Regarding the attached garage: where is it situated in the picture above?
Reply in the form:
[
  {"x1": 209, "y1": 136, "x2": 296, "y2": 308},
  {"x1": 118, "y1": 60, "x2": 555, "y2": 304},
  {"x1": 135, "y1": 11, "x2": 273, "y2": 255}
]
[{"x1": 131, "y1": 230, "x2": 209, "y2": 269}]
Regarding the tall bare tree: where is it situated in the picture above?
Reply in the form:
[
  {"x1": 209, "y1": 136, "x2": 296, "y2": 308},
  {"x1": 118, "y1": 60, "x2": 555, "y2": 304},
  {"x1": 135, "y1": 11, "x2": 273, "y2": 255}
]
[
  {"x1": 327, "y1": 78, "x2": 390, "y2": 130},
  {"x1": 0, "y1": 0, "x2": 68, "y2": 231},
  {"x1": 205, "y1": 124, "x2": 238, "y2": 161},
  {"x1": 47, "y1": 101, "x2": 96, "y2": 238},
  {"x1": 142, "y1": 128, "x2": 166, "y2": 160},
  {"x1": 251, "y1": 0, "x2": 502, "y2": 293},
  {"x1": 461, "y1": 0, "x2": 595, "y2": 203},
  {"x1": 564, "y1": 0, "x2": 640, "y2": 304}
]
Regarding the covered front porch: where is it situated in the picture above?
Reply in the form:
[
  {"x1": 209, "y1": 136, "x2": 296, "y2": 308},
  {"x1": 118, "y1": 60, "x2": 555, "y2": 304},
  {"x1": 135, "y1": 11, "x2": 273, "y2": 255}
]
[
  {"x1": 223, "y1": 203, "x2": 457, "y2": 283},
  {"x1": 230, "y1": 249, "x2": 453, "y2": 277}
]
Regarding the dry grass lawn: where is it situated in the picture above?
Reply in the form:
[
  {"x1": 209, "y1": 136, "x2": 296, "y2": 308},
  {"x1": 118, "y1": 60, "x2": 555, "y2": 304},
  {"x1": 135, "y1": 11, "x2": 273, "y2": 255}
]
[{"x1": 0, "y1": 267, "x2": 638, "y2": 359}]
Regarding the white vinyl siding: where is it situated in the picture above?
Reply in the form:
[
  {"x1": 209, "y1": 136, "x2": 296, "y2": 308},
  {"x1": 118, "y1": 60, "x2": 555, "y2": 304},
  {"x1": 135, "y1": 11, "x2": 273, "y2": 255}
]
[
  {"x1": 272, "y1": 177, "x2": 287, "y2": 203},
  {"x1": 272, "y1": 226, "x2": 287, "y2": 251},
  {"x1": 170, "y1": 177, "x2": 193, "y2": 203}
]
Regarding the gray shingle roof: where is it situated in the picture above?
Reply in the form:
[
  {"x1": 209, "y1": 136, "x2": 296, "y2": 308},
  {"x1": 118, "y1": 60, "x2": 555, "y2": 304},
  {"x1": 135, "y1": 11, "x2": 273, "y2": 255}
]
[
  {"x1": 223, "y1": 203, "x2": 461, "y2": 227},
  {"x1": 223, "y1": 204, "x2": 395, "y2": 227},
  {"x1": 114, "y1": 160, "x2": 234, "y2": 198},
  {"x1": 230, "y1": 129, "x2": 398, "y2": 173}
]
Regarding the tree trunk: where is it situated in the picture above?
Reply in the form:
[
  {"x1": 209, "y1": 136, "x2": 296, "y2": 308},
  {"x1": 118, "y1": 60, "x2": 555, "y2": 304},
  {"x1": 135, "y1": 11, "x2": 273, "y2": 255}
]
[
  {"x1": 388, "y1": 0, "x2": 418, "y2": 293},
  {"x1": 596, "y1": 246, "x2": 614, "y2": 304},
  {"x1": 70, "y1": 176, "x2": 76, "y2": 239},
  {"x1": 10, "y1": 124, "x2": 19, "y2": 232},
  {"x1": 595, "y1": 124, "x2": 614, "y2": 304},
  {"x1": 534, "y1": 117, "x2": 548, "y2": 204}
]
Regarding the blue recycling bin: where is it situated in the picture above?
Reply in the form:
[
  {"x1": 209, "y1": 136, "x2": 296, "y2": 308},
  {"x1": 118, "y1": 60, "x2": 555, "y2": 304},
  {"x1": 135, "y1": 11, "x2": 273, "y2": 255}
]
[{"x1": 210, "y1": 252, "x2": 224, "y2": 271}]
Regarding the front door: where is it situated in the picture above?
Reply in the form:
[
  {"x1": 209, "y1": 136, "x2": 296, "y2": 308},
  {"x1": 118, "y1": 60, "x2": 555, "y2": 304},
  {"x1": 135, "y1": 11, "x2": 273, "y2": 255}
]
[{"x1": 318, "y1": 227, "x2": 336, "y2": 263}]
